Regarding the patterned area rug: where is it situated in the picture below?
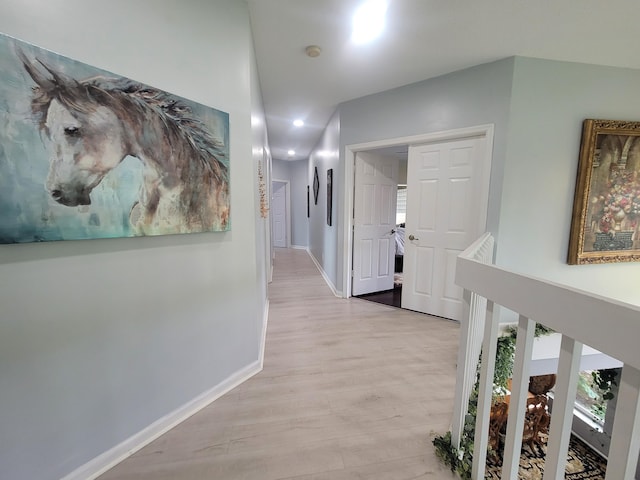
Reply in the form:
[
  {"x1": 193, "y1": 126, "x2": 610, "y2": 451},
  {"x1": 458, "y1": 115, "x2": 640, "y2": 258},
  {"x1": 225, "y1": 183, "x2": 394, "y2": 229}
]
[{"x1": 485, "y1": 434, "x2": 607, "y2": 479}]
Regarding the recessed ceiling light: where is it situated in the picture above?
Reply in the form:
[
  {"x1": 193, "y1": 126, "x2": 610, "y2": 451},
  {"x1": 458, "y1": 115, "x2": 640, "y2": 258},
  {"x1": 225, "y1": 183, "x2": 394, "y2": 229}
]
[
  {"x1": 293, "y1": 119, "x2": 304, "y2": 127},
  {"x1": 288, "y1": 150, "x2": 295, "y2": 156},
  {"x1": 352, "y1": 0, "x2": 387, "y2": 44}
]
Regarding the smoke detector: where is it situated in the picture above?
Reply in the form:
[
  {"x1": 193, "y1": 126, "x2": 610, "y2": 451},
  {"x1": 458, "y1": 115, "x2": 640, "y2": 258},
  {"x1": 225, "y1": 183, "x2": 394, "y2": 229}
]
[{"x1": 305, "y1": 45, "x2": 322, "y2": 58}]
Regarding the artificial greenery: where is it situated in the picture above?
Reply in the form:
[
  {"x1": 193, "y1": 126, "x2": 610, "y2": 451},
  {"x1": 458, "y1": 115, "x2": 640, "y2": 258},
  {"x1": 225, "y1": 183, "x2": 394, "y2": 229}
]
[
  {"x1": 493, "y1": 335, "x2": 515, "y2": 398},
  {"x1": 433, "y1": 323, "x2": 554, "y2": 478},
  {"x1": 591, "y1": 368, "x2": 618, "y2": 420},
  {"x1": 433, "y1": 388, "x2": 478, "y2": 479}
]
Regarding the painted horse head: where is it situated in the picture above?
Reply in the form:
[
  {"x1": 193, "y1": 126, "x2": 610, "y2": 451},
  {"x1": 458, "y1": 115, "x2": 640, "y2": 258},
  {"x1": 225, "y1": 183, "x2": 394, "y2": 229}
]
[
  {"x1": 18, "y1": 50, "x2": 128, "y2": 206},
  {"x1": 18, "y1": 48, "x2": 230, "y2": 234}
]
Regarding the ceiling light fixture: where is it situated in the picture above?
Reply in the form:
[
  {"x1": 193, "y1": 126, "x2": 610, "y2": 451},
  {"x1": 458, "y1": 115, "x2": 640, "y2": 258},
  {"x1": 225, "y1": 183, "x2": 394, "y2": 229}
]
[
  {"x1": 351, "y1": 0, "x2": 387, "y2": 44},
  {"x1": 293, "y1": 119, "x2": 304, "y2": 127},
  {"x1": 305, "y1": 45, "x2": 322, "y2": 58},
  {"x1": 288, "y1": 150, "x2": 295, "y2": 156}
]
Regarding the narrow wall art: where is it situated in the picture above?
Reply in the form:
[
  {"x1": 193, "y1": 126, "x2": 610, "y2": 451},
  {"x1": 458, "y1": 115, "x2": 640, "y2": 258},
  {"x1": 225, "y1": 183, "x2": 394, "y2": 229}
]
[
  {"x1": 0, "y1": 33, "x2": 230, "y2": 243},
  {"x1": 568, "y1": 119, "x2": 640, "y2": 264},
  {"x1": 313, "y1": 166, "x2": 319, "y2": 205}
]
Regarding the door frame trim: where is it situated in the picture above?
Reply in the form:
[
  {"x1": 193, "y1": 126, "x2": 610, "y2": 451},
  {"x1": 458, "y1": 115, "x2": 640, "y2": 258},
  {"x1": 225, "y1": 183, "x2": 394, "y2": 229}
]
[
  {"x1": 271, "y1": 179, "x2": 291, "y2": 248},
  {"x1": 342, "y1": 124, "x2": 494, "y2": 299}
]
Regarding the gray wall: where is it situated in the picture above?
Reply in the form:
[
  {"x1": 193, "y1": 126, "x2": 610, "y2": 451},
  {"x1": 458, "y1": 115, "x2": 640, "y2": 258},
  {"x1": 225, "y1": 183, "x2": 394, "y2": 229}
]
[
  {"x1": 289, "y1": 160, "x2": 310, "y2": 247},
  {"x1": 0, "y1": 1, "x2": 268, "y2": 479},
  {"x1": 331, "y1": 55, "x2": 640, "y2": 305},
  {"x1": 309, "y1": 111, "x2": 341, "y2": 290},
  {"x1": 272, "y1": 159, "x2": 308, "y2": 248},
  {"x1": 336, "y1": 58, "x2": 516, "y2": 293},
  {"x1": 498, "y1": 57, "x2": 640, "y2": 306},
  {"x1": 272, "y1": 158, "x2": 291, "y2": 181}
]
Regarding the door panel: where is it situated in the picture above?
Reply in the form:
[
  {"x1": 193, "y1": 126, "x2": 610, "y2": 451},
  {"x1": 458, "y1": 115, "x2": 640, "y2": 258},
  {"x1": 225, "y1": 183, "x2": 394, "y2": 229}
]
[
  {"x1": 352, "y1": 152, "x2": 399, "y2": 296},
  {"x1": 359, "y1": 239, "x2": 373, "y2": 278},
  {"x1": 414, "y1": 246, "x2": 434, "y2": 295},
  {"x1": 377, "y1": 237, "x2": 392, "y2": 276},
  {"x1": 402, "y1": 136, "x2": 487, "y2": 320},
  {"x1": 443, "y1": 248, "x2": 463, "y2": 300},
  {"x1": 418, "y1": 180, "x2": 438, "y2": 231},
  {"x1": 449, "y1": 178, "x2": 471, "y2": 232}
]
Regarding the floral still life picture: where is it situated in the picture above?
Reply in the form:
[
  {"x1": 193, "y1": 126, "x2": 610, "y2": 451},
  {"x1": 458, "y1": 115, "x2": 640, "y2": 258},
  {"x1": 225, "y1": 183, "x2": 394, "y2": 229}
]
[
  {"x1": 0, "y1": 33, "x2": 230, "y2": 244},
  {"x1": 568, "y1": 119, "x2": 640, "y2": 264}
]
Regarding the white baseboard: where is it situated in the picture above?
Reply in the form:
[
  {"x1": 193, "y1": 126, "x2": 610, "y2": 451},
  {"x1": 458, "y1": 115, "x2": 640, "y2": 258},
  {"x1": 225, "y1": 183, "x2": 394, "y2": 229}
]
[
  {"x1": 290, "y1": 244, "x2": 307, "y2": 250},
  {"x1": 307, "y1": 249, "x2": 342, "y2": 297},
  {"x1": 259, "y1": 299, "x2": 269, "y2": 368},
  {"x1": 61, "y1": 359, "x2": 263, "y2": 480}
]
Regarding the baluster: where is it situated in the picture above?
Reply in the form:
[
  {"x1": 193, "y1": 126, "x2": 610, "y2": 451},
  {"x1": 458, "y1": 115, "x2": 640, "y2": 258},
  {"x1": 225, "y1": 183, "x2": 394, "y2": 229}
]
[
  {"x1": 502, "y1": 315, "x2": 535, "y2": 479},
  {"x1": 451, "y1": 288, "x2": 473, "y2": 448},
  {"x1": 543, "y1": 336, "x2": 583, "y2": 480},
  {"x1": 605, "y1": 364, "x2": 640, "y2": 479},
  {"x1": 472, "y1": 300, "x2": 497, "y2": 480}
]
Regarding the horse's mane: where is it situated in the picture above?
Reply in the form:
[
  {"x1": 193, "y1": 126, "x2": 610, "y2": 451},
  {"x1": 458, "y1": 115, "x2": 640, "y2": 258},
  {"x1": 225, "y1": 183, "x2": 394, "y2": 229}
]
[
  {"x1": 101, "y1": 77, "x2": 228, "y2": 179},
  {"x1": 28, "y1": 67, "x2": 228, "y2": 186}
]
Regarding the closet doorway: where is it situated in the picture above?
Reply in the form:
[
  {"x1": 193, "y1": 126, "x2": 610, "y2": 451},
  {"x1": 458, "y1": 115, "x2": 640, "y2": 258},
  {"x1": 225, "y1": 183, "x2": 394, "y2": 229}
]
[
  {"x1": 271, "y1": 180, "x2": 290, "y2": 248},
  {"x1": 351, "y1": 148, "x2": 407, "y2": 308},
  {"x1": 345, "y1": 125, "x2": 493, "y2": 321}
]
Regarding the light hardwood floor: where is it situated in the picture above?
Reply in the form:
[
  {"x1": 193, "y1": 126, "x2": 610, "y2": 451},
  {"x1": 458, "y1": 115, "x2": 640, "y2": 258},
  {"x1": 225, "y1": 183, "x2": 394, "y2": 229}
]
[{"x1": 99, "y1": 248, "x2": 460, "y2": 479}]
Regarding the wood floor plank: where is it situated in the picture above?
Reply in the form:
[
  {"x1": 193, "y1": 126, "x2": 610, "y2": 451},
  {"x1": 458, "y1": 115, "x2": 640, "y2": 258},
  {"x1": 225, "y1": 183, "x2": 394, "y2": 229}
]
[{"x1": 98, "y1": 248, "x2": 459, "y2": 479}]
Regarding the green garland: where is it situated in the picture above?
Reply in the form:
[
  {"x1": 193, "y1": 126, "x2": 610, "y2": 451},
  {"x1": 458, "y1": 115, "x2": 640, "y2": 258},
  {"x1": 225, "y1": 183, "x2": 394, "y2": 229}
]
[
  {"x1": 433, "y1": 390, "x2": 477, "y2": 479},
  {"x1": 433, "y1": 323, "x2": 554, "y2": 478},
  {"x1": 591, "y1": 368, "x2": 618, "y2": 420}
]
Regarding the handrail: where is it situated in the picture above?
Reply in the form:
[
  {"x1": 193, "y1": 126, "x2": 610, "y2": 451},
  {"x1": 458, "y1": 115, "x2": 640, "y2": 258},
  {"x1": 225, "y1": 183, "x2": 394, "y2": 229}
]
[
  {"x1": 455, "y1": 257, "x2": 640, "y2": 370},
  {"x1": 453, "y1": 234, "x2": 640, "y2": 479}
]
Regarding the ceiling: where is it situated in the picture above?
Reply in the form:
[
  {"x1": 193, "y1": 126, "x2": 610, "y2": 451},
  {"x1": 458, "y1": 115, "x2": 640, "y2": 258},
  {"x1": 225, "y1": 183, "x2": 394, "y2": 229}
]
[{"x1": 247, "y1": 0, "x2": 640, "y2": 162}]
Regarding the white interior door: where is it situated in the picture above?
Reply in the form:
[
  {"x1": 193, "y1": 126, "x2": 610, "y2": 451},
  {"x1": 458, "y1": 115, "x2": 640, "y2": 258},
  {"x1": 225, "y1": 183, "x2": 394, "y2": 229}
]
[
  {"x1": 401, "y1": 136, "x2": 488, "y2": 320},
  {"x1": 272, "y1": 181, "x2": 287, "y2": 248},
  {"x1": 352, "y1": 152, "x2": 399, "y2": 296}
]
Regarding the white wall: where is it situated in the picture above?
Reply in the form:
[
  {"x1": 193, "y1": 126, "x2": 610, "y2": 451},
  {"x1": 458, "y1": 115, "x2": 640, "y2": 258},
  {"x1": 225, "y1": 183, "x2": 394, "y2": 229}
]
[
  {"x1": 337, "y1": 58, "x2": 515, "y2": 293},
  {"x1": 272, "y1": 158, "x2": 290, "y2": 181},
  {"x1": 0, "y1": 1, "x2": 268, "y2": 479},
  {"x1": 498, "y1": 57, "x2": 640, "y2": 307},
  {"x1": 250, "y1": 24, "x2": 272, "y2": 347},
  {"x1": 335, "y1": 55, "x2": 640, "y2": 305}
]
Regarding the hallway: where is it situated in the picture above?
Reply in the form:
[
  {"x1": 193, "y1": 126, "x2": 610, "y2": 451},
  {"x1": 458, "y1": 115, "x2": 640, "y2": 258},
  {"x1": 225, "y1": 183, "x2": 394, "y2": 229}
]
[{"x1": 99, "y1": 248, "x2": 460, "y2": 479}]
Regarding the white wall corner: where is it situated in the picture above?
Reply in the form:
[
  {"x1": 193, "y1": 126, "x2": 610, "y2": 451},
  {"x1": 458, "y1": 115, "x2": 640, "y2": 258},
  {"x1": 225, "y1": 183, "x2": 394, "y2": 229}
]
[
  {"x1": 60, "y1": 360, "x2": 262, "y2": 480},
  {"x1": 306, "y1": 248, "x2": 342, "y2": 297},
  {"x1": 259, "y1": 299, "x2": 269, "y2": 368}
]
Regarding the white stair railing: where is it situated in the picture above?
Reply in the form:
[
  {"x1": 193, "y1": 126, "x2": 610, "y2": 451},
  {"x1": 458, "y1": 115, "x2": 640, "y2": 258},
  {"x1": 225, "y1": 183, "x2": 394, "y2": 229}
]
[
  {"x1": 450, "y1": 233, "x2": 494, "y2": 449},
  {"x1": 454, "y1": 234, "x2": 640, "y2": 480}
]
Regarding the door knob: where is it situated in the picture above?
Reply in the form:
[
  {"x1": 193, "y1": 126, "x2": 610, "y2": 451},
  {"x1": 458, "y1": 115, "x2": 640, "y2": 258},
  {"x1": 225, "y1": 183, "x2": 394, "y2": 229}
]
[{"x1": 408, "y1": 234, "x2": 419, "y2": 241}]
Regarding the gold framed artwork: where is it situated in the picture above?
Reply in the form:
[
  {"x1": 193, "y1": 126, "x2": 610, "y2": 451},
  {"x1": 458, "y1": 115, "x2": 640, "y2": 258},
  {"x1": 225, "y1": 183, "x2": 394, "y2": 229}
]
[{"x1": 568, "y1": 119, "x2": 640, "y2": 264}]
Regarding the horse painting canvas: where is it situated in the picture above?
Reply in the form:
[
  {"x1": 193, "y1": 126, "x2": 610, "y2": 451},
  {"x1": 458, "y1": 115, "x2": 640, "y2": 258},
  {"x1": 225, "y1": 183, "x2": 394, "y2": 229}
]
[{"x1": 0, "y1": 33, "x2": 230, "y2": 243}]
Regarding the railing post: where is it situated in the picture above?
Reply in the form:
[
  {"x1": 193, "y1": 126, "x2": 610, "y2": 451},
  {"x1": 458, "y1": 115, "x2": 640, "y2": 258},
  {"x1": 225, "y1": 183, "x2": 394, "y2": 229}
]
[
  {"x1": 543, "y1": 336, "x2": 583, "y2": 480},
  {"x1": 451, "y1": 233, "x2": 493, "y2": 450},
  {"x1": 605, "y1": 364, "x2": 640, "y2": 479},
  {"x1": 472, "y1": 300, "x2": 497, "y2": 480},
  {"x1": 451, "y1": 288, "x2": 473, "y2": 448},
  {"x1": 501, "y1": 315, "x2": 535, "y2": 479}
]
